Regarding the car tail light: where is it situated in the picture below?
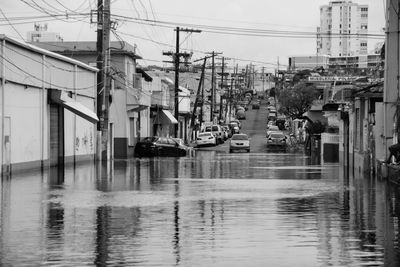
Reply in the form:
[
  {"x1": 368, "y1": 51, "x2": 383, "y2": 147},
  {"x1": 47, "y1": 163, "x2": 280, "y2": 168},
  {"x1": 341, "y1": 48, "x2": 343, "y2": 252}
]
[
  {"x1": 208, "y1": 137, "x2": 214, "y2": 139},
  {"x1": 197, "y1": 138, "x2": 201, "y2": 140}
]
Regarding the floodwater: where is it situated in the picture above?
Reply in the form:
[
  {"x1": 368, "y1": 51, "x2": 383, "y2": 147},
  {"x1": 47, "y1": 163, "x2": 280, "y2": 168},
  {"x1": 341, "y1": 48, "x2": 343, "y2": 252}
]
[{"x1": 1, "y1": 151, "x2": 400, "y2": 266}]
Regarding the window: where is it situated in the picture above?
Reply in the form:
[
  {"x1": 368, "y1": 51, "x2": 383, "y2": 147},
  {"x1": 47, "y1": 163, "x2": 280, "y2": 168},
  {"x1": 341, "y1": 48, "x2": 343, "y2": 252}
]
[
  {"x1": 349, "y1": 24, "x2": 351, "y2": 28},
  {"x1": 361, "y1": 24, "x2": 368, "y2": 30}
]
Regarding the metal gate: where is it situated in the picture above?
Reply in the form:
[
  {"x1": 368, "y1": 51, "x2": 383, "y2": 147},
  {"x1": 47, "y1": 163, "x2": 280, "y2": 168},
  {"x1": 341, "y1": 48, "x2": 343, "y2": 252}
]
[{"x1": 49, "y1": 104, "x2": 64, "y2": 167}]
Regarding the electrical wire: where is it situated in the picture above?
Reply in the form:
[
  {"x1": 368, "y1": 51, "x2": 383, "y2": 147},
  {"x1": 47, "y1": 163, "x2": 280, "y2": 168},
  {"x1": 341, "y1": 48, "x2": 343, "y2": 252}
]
[
  {"x1": 0, "y1": 7, "x2": 26, "y2": 41},
  {"x1": 0, "y1": 53, "x2": 100, "y2": 91}
]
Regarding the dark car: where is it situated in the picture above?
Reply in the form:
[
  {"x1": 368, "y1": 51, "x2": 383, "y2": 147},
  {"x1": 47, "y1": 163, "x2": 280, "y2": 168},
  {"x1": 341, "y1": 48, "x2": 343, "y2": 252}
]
[
  {"x1": 252, "y1": 101, "x2": 260, "y2": 109},
  {"x1": 266, "y1": 131, "x2": 287, "y2": 150},
  {"x1": 134, "y1": 137, "x2": 187, "y2": 157}
]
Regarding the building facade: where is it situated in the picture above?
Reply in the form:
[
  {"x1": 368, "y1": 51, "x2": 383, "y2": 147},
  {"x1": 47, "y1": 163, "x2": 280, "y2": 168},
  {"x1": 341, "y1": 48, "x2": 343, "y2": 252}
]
[
  {"x1": 0, "y1": 35, "x2": 98, "y2": 174},
  {"x1": 317, "y1": 1, "x2": 368, "y2": 57},
  {"x1": 27, "y1": 23, "x2": 64, "y2": 42},
  {"x1": 31, "y1": 41, "x2": 151, "y2": 159}
]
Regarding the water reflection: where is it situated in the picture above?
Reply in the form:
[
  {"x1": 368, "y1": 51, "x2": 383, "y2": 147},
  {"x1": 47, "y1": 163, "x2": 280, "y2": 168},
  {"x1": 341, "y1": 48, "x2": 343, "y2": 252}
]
[{"x1": 0, "y1": 152, "x2": 400, "y2": 266}]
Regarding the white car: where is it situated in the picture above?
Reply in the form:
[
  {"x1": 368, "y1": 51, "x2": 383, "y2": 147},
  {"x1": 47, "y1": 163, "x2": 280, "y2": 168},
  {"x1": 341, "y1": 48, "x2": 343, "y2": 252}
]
[
  {"x1": 266, "y1": 125, "x2": 280, "y2": 137},
  {"x1": 196, "y1": 132, "x2": 217, "y2": 147},
  {"x1": 229, "y1": 133, "x2": 250, "y2": 153}
]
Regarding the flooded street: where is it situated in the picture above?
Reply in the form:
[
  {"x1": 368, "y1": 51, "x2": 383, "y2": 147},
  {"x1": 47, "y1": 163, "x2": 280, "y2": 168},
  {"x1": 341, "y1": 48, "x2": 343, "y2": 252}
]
[{"x1": 1, "y1": 152, "x2": 400, "y2": 266}]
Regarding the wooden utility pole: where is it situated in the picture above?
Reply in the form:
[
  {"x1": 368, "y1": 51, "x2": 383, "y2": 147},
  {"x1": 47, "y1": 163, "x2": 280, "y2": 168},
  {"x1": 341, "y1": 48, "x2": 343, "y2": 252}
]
[
  {"x1": 190, "y1": 57, "x2": 207, "y2": 129},
  {"x1": 96, "y1": 0, "x2": 111, "y2": 161},
  {"x1": 219, "y1": 57, "x2": 225, "y2": 121},
  {"x1": 262, "y1": 66, "x2": 265, "y2": 92},
  {"x1": 174, "y1": 26, "x2": 180, "y2": 137},
  {"x1": 207, "y1": 51, "x2": 222, "y2": 122},
  {"x1": 163, "y1": 27, "x2": 201, "y2": 137},
  {"x1": 210, "y1": 52, "x2": 215, "y2": 122}
]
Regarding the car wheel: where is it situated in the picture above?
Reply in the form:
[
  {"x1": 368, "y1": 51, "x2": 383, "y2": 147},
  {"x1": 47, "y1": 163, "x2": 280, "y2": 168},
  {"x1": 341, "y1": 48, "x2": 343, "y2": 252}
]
[
  {"x1": 247, "y1": 149, "x2": 250, "y2": 153},
  {"x1": 229, "y1": 149, "x2": 233, "y2": 153}
]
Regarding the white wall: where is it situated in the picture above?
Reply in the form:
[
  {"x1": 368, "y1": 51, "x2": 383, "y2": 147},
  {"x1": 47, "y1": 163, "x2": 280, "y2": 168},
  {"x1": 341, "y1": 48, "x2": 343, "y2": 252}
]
[
  {"x1": 1, "y1": 37, "x2": 97, "y2": 167},
  {"x1": 5, "y1": 83, "x2": 42, "y2": 163}
]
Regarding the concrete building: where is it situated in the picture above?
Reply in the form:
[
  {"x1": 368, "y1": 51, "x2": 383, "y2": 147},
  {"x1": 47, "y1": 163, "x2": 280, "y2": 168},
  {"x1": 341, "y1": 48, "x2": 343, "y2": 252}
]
[
  {"x1": 31, "y1": 41, "x2": 152, "y2": 159},
  {"x1": 317, "y1": 1, "x2": 368, "y2": 57},
  {"x1": 288, "y1": 54, "x2": 381, "y2": 72},
  {"x1": 0, "y1": 35, "x2": 98, "y2": 174},
  {"x1": 27, "y1": 24, "x2": 63, "y2": 42}
]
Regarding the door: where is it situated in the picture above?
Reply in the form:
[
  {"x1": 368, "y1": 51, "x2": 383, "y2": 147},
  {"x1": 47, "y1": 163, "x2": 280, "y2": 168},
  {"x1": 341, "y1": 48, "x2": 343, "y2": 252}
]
[{"x1": 50, "y1": 104, "x2": 64, "y2": 167}]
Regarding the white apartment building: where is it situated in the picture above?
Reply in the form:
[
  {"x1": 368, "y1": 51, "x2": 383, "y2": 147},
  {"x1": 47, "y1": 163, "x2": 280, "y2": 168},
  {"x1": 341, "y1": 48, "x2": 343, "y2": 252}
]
[
  {"x1": 317, "y1": 1, "x2": 368, "y2": 57},
  {"x1": 27, "y1": 23, "x2": 63, "y2": 42}
]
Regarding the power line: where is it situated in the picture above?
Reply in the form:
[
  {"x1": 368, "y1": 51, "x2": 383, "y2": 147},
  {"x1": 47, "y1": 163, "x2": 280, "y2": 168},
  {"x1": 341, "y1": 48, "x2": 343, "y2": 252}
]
[{"x1": 0, "y1": 7, "x2": 25, "y2": 41}]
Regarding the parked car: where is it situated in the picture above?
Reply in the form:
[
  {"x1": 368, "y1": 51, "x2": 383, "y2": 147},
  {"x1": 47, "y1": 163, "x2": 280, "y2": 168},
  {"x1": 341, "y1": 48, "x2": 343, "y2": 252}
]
[
  {"x1": 196, "y1": 132, "x2": 217, "y2": 147},
  {"x1": 204, "y1": 124, "x2": 224, "y2": 144},
  {"x1": 229, "y1": 122, "x2": 240, "y2": 135},
  {"x1": 266, "y1": 125, "x2": 280, "y2": 137},
  {"x1": 231, "y1": 119, "x2": 241, "y2": 129},
  {"x1": 229, "y1": 133, "x2": 250, "y2": 153},
  {"x1": 252, "y1": 101, "x2": 260, "y2": 109},
  {"x1": 268, "y1": 113, "x2": 277, "y2": 121},
  {"x1": 236, "y1": 109, "x2": 246, "y2": 120},
  {"x1": 266, "y1": 131, "x2": 287, "y2": 150},
  {"x1": 172, "y1": 138, "x2": 191, "y2": 152},
  {"x1": 134, "y1": 137, "x2": 188, "y2": 157}
]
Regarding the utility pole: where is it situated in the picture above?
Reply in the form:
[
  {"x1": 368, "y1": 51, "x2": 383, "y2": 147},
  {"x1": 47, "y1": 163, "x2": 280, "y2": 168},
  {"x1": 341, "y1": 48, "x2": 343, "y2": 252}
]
[
  {"x1": 207, "y1": 51, "x2": 222, "y2": 122},
  {"x1": 96, "y1": 0, "x2": 111, "y2": 161},
  {"x1": 174, "y1": 26, "x2": 180, "y2": 138},
  {"x1": 190, "y1": 57, "x2": 207, "y2": 130},
  {"x1": 219, "y1": 57, "x2": 225, "y2": 121},
  {"x1": 211, "y1": 52, "x2": 215, "y2": 122},
  {"x1": 163, "y1": 27, "x2": 201, "y2": 137},
  {"x1": 262, "y1": 66, "x2": 265, "y2": 92}
]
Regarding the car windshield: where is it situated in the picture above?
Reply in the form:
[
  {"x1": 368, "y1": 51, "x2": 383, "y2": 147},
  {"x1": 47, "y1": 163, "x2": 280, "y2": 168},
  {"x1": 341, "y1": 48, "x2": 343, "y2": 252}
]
[
  {"x1": 269, "y1": 126, "x2": 279, "y2": 131},
  {"x1": 232, "y1": 134, "x2": 248, "y2": 140},
  {"x1": 270, "y1": 133, "x2": 285, "y2": 138},
  {"x1": 205, "y1": 126, "x2": 212, "y2": 132},
  {"x1": 212, "y1": 126, "x2": 219, "y2": 131},
  {"x1": 199, "y1": 133, "x2": 212, "y2": 137}
]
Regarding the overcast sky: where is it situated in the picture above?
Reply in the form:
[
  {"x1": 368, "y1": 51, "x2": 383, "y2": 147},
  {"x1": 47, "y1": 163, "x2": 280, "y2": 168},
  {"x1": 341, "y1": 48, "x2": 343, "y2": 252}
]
[{"x1": 1, "y1": 0, "x2": 386, "y2": 72}]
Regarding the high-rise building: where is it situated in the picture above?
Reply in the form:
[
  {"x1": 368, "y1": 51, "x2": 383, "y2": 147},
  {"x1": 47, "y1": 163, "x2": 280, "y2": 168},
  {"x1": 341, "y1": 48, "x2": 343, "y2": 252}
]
[{"x1": 317, "y1": 1, "x2": 368, "y2": 57}]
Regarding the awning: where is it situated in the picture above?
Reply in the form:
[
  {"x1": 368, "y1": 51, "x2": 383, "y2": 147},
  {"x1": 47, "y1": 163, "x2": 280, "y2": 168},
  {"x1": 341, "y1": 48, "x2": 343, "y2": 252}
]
[
  {"x1": 136, "y1": 68, "x2": 153, "y2": 82},
  {"x1": 127, "y1": 104, "x2": 148, "y2": 112},
  {"x1": 160, "y1": 110, "x2": 178, "y2": 124},
  {"x1": 50, "y1": 90, "x2": 98, "y2": 124}
]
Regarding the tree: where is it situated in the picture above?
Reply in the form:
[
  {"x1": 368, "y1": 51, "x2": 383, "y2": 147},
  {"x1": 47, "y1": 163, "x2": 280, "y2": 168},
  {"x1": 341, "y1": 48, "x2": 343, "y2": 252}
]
[{"x1": 277, "y1": 83, "x2": 318, "y2": 119}]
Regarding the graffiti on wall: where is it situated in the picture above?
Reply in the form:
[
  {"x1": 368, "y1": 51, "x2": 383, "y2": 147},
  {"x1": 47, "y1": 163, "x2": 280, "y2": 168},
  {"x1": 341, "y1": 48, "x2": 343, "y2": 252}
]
[{"x1": 75, "y1": 130, "x2": 94, "y2": 153}]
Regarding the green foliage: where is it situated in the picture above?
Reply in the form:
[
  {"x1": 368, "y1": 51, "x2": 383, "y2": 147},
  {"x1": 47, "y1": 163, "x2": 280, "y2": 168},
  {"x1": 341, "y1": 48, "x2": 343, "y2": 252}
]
[{"x1": 277, "y1": 83, "x2": 318, "y2": 119}]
